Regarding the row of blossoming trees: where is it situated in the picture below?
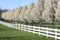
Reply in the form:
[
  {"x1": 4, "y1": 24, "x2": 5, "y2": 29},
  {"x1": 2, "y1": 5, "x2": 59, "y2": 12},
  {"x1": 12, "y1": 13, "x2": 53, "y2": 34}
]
[{"x1": 1, "y1": 0, "x2": 60, "y2": 24}]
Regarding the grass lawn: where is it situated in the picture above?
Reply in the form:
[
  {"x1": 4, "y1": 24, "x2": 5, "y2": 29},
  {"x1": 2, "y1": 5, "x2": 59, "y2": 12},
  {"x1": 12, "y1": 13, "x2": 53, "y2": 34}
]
[
  {"x1": 1, "y1": 20, "x2": 60, "y2": 29},
  {"x1": 0, "y1": 24, "x2": 55, "y2": 40},
  {"x1": 20, "y1": 22, "x2": 60, "y2": 29}
]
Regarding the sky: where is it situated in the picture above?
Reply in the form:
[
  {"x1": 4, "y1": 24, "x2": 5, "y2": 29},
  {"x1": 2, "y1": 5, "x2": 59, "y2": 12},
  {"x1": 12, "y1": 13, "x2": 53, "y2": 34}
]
[{"x1": 0, "y1": 0, "x2": 35, "y2": 10}]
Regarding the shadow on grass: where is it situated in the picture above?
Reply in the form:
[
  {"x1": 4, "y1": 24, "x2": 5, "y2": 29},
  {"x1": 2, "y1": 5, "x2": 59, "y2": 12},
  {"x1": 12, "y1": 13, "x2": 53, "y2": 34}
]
[
  {"x1": 0, "y1": 36, "x2": 40, "y2": 40},
  {"x1": 0, "y1": 36, "x2": 27, "y2": 40}
]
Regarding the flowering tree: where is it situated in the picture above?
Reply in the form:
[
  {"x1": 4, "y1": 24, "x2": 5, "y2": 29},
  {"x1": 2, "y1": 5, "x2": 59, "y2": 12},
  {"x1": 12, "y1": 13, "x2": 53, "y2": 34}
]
[
  {"x1": 42, "y1": 0, "x2": 55, "y2": 23},
  {"x1": 18, "y1": 6, "x2": 27, "y2": 22},
  {"x1": 34, "y1": 0, "x2": 45, "y2": 24},
  {"x1": 24, "y1": 3, "x2": 34, "y2": 23},
  {"x1": 55, "y1": 0, "x2": 60, "y2": 21}
]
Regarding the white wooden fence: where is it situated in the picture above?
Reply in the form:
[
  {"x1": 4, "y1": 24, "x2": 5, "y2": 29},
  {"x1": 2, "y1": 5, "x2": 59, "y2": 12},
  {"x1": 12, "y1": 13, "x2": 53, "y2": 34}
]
[{"x1": 0, "y1": 21, "x2": 60, "y2": 40}]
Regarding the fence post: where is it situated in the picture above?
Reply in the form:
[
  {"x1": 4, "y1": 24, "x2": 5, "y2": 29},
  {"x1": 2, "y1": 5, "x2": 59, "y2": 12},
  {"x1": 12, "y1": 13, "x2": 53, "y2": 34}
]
[
  {"x1": 24, "y1": 25, "x2": 26, "y2": 31},
  {"x1": 20, "y1": 24, "x2": 21, "y2": 30},
  {"x1": 39, "y1": 27, "x2": 41, "y2": 36},
  {"x1": 17, "y1": 23, "x2": 19, "y2": 29},
  {"x1": 14, "y1": 23, "x2": 16, "y2": 28},
  {"x1": 47, "y1": 27, "x2": 48, "y2": 38},
  {"x1": 19, "y1": 24, "x2": 21, "y2": 29},
  {"x1": 13, "y1": 24, "x2": 14, "y2": 28},
  {"x1": 15, "y1": 24, "x2": 17, "y2": 29},
  {"x1": 10, "y1": 23, "x2": 12, "y2": 27},
  {"x1": 33, "y1": 26, "x2": 35, "y2": 34},
  {"x1": 33, "y1": 26, "x2": 34, "y2": 34},
  {"x1": 55, "y1": 28, "x2": 57, "y2": 40}
]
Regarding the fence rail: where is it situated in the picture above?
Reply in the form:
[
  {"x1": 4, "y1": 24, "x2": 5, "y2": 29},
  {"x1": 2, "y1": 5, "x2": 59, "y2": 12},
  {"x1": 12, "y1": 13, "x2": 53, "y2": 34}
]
[{"x1": 0, "y1": 21, "x2": 60, "y2": 40}]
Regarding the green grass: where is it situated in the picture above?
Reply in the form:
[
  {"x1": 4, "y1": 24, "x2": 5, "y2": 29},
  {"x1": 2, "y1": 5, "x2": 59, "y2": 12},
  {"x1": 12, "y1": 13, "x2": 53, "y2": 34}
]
[
  {"x1": 0, "y1": 24, "x2": 55, "y2": 40},
  {"x1": 20, "y1": 22, "x2": 60, "y2": 29},
  {"x1": 1, "y1": 19, "x2": 60, "y2": 29}
]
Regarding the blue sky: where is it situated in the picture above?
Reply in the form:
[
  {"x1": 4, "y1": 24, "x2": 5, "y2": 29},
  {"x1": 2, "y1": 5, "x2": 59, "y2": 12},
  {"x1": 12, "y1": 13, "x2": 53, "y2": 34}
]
[{"x1": 0, "y1": 0, "x2": 35, "y2": 9}]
